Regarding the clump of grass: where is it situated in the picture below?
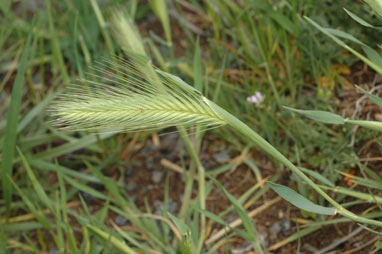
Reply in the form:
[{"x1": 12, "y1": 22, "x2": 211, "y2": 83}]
[{"x1": 50, "y1": 10, "x2": 382, "y2": 237}]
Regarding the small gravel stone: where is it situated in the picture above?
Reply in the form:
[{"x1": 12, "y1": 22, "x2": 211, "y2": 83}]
[
  {"x1": 213, "y1": 151, "x2": 230, "y2": 163},
  {"x1": 281, "y1": 219, "x2": 291, "y2": 235},
  {"x1": 129, "y1": 195, "x2": 137, "y2": 203},
  {"x1": 154, "y1": 200, "x2": 163, "y2": 214},
  {"x1": 79, "y1": 191, "x2": 94, "y2": 204},
  {"x1": 271, "y1": 219, "x2": 292, "y2": 235},
  {"x1": 50, "y1": 247, "x2": 59, "y2": 254},
  {"x1": 353, "y1": 241, "x2": 364, "y2": 248},
  {"x1": 162, "y1": 149, "x2": 175, "y2": 161},
  {"x1": 145, "y1": 160, "x2": 156, "y2": 171},
  {"x1": 271, "y1": 221, "x2": 281, "y2": 233},
  {"x1": 259, "y1": 232, "x2": 268, "y2": 246},
  {"x1": 169, "y1": 201, "x2": 178, "y2": 214},
  {"x1": 226, "y1": 213, "x2": 238, "y2": 223},
  {"x1": 140, "y1": 143, "x2": 157, "y2": 154},
  {"x1": 126, "y1": 184, "x2": 137, "y2": 192},
  {"x1": 152, "y1": 170, "x2": 164, "y2": 184},
  {"x1": 125, "y1": 168, "x2": 134, "y2": 177},
  {"x1": 114, "y1": 215, "x2": 128, "y2": 226},
  {"x1": 161, "y1": 133, "x2": 178, "y2": 147}
]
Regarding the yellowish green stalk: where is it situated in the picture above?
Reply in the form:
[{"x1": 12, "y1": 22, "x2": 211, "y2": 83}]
[{"x1": 209, "y1": 101, "x2": 382, "y2": 227}]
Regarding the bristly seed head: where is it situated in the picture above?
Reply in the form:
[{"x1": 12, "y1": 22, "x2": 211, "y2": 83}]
[{"x1": 49, "y1": 56, "x2": 227, "y2": 133}]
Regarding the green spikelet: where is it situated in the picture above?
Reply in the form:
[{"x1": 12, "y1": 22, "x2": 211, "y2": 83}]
[
  {"x1": 50, "y1": 56, "x2": 226, "y2": 132},
  {"x1": 364, "y1": 0, "x2": 382, "y2": 19}
]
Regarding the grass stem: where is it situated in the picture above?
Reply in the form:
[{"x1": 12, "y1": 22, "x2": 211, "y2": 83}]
[{"x1": 212, "y1": 102, "x2": 382, "y2": 228}]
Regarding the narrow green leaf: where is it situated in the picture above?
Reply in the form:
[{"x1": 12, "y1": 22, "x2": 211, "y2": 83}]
[
  {"x1": 85, "y1": 161, "x2": 128, "y2": 206},
  {"x1": 346, "y1": 174, "x2": 382, "y2": 191},
  {"x1": 193, "y1": 37, "x2": 202, "y2": 92},
  {"x1": 18, "y1": 148, "x2": 55, "y2": 213},
  {"x1": 167, "y1": 212, "x2": 190, "y2": 236},
  {"x1": 167, "y1": 212, "x2": 195, "y2": 254},
  {"x1": 89, "y1": 0, "x2": 115, "y2": 55},
  {"x1": 1, "y1": 222, "x2": 44, "y2": 232},
  {"x1": 8, "y1": 175, "x2": 51, "y2": 228},
  {"x1": 88, "y1": 225, "x2": 138, "y2": 254},
  {"x1": 358, "y1": 224, "x2": 382, "y2": 236},
  {"x1": 46, "y1": 0, "x2": 69, "y2": 85},
  {"x1": 0, "y1": 230, "x2": 6, "y2": 252},
  {"x1": 63, "y1": 175, "x2": 109, "y2": 200},
  {"x1": 344, "y1": 8, "x2": 375, "y2": 27},
  {"x1": 325, "y1": 28, "x2": 366, "y2": 46},
  {"x1": 195, "y1": 208, "x2": 251, "y2": 241},
  {"x1": 361, "y1": 45, "x2": 382, "y2": 67},
  {"x1": 179, "y1": 232, "x2": 195, "y2": 254},
  {"x1": 113, "y1": 225, "x2": 152, "y2": 253},
  {"x1": 305, "y1": 16, "x2": 382, "y2": 75},
  {"x1": 355, "y1": 85, "x2": 382, "y2": 106},
  {"x1": 321, "y1": 185, "x2": 382, "y2": 203},
  {"x1": 33, "y1": 132, "x2": 114, "y2": 160},
  {"x1": 283, "y1": 107, "x2": 345, "y2": 124},
  {"x1": 17, "y1": 89, "x2": 62, "y2": 133},
  {"x1": 267, "y1": 8, "x2": 296, "y2": 35},
  {"x1": 30, "y1": 159, "x2": 100, "y2": 183},
  {"x1": 268, "y1": 182, "x2": 337, "y2": 215},
  {"x1": 54, "y1": 191, "x2": 65, "y2": 253},
  {"x1": 299, "y1": 167, "x2": 335, "y2": 187},
  {"x1": 57, "y1": 164, "x2": 79, "y2": 254},
  {"x1": 1, "y1": 21, "x2": 34, "y2": 215},
  {"x1": 209, "y1": 177, "x2": 264, "y2": 254},
  {"x1": 149, "y1": 0, "x2": 172, "y2": 44}
]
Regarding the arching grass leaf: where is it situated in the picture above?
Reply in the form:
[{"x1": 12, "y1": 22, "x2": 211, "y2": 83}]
[
  {"x1": 344, "y1": 8, "x2": 375, "y2": 27},
  {"x1": 268, "y1": 182, "x2": 337, "y2": 215},
  {"x1": 299, "y1": 167, "x2": 335, "y2": 187},
  {"x1": 283, "y1": 107, "x2": 345, "y2": 124},
  {"x1": 2, "y1": 21, "x2": 34, "y2": 215},
  {"x1": 355, "y1": 85, "x2": 382, "y2": 106}
]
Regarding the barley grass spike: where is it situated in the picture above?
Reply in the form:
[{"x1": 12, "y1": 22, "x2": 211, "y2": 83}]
[{"x1": 50, "y1": 56, "x2": 226, "y2": 132}]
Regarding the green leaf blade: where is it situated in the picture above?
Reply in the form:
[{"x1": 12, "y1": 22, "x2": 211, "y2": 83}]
[
  {"x1": 355, "y1": 85, "x2": 382, "y2": 106},
  {"x1": 344, "y1": 8, "x2": 375, "y2": 28},
  {"x1": 299, "y1": 167, "x2": 335, "y2": 187},
  {"x1": 1, "y1": 21, "x2": 34, "y2": 215},
  {"x1": 283, "y1": 107, "x2": 345, "y2": 124},
  {"x1": 268, "y1": 182, "x2": 337, "y2": 215}
]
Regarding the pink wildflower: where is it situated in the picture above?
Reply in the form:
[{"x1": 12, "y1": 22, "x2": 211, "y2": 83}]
[{"x1": 246, "y1": 92, "x2": 263, "y2": 104}]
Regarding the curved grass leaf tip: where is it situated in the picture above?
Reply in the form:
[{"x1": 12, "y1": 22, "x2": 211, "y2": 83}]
[{"x1": 50, "y1": 55, "x2": 227, "y2": 132}]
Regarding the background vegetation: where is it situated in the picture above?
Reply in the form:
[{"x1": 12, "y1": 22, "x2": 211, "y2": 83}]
[{"x1": 1, "y1": 0, "x2": 382, "y2": 253}]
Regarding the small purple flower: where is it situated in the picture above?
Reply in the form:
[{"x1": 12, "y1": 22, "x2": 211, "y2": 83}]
[{"x1": 246, "y1": 92, "x2": 263, "y2": 104}]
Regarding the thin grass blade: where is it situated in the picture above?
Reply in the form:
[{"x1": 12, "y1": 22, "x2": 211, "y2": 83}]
[
  {"x1": 210, "y1": 177, "x2": 264, "y2": 253},
  {"x1": 149, "y1": 0, "x2": 172, "y2": 44},
  {"x1": 88, "y1": 225, "x2": 138, "y2": 254},
  {"x1": 284, "y1": 107, "x2": 345, "y2": 124},
  {"x1": 17, "y1": 148, "x2": 54, "y2": 213},
  {"x1": 344, "y1": 8, "x2": 375, "y2": 27},
  {"x1": 2, "y1": 22, "x2": 34, "y2": 215},
  {"x1": 299, "y1": 167, "x2": 335, "y2": 187},
  {"x1": 268, "y1": 182, "x2": 337, "y2": 215},
  {"x1": 355, "y1": 85, "x2": 382, "y2": 106}
]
